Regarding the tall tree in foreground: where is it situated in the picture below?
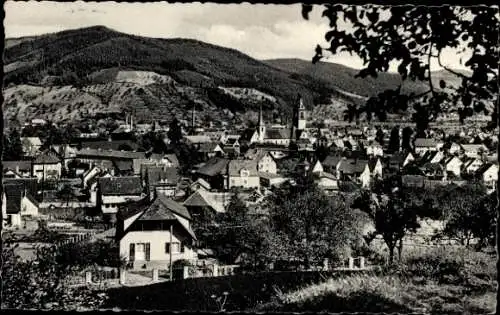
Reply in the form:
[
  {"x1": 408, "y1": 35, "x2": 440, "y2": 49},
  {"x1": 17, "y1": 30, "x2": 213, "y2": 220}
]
[
  {"x1": 388, "y1": 126, "x2": 400, "y2": 153},
  {"x1": 167, "y1": 118, "x2": 183, "y2": 146},
  {"x1": 303, "y1": 5, "x2": 499, "y2": 129},
  {"x1": 268, "y1": 174, "x2": 360, "y2": 268}
]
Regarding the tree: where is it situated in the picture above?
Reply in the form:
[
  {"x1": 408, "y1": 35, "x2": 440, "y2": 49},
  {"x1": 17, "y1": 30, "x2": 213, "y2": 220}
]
[
  {"x1": 1, "y1": 238, "x2": 107, "y2": 310},
  {"x1": 375, "y1": 128, "x2": 385, "y2": 146},
  {"x1": 268, "y1": 174, "x2": 360, "y2": 268},
  {"x1": 401, "y1": 126, "x2": 413, "y2": 152},
  {"x1": 351, "y1": 177, "x2": 424, "y2": 264},
  {"x1": 434, "y1": 185, "x2": 496, "y2": 248},
  {"x1": 167, "y1": 118, "x2": 183, "y2": 146},
  {"x1": 303, "y1": 5, "x2": 499, "y2": 129},
  {"x1": 388, "y1": 126, "x2": 400, "y2": 153},
  {"x1": 3, "y1": 129, "x2": 23, "y2": 160}
]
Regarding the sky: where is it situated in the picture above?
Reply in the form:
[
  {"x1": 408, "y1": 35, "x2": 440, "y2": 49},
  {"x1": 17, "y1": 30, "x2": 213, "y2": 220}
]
[{"x1": 5, "y1": 1, "x2": 471, "y2": 71}]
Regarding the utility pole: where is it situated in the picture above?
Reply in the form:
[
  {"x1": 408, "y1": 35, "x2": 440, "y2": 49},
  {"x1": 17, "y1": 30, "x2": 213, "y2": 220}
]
[{"x1": 169, "y1": 223, "x2": 173, "y2": 281}]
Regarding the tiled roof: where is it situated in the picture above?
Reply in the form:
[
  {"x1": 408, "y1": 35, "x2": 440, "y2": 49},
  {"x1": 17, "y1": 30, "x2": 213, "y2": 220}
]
[
  {"x1": 3, "y1": 160, "x2": 32, "y2": 172},
  {"x1": 228, "y1": 159, "x2": 259, "y2": 176},
  {"x1": 196, "y1": 158, "x2": 229, "y2": 177},
  {"x1": 79, "y1": 140, "x2": 139, "y2": 151},
  {"x1": 138, "y1": 194, "x2": 192, "y2": 221},
  {"x1": 190, "y1": 178, "x2": 211, "y2": 190},
  {"x1": 322, "y1": 155, "x2": 343, "y2": 168},
  {"x1": 338, "y1": 159, "x2": 368, "y2": 175},
  {"x1": 185, "y1": 135, "x2": 212, "y2": 144},
  {"x1": 265, "y1": 128, "x2": 292, "y2": 140},
  {"x1": 76, "y1": 148, "x2": 146, "y2": 160},
  {"x1": 2, "y1": 178, "x2": 38, "y2": 196},
  {"x1": 98, "y1": 176, "x2": 143, "y2": 195},
  {"x1": 4, "y1": 183, "x2": 24, "y2": 214},
  {"x1": 183, "y1": 190, "x2": 213, "y2": 208},
  {"x1": 414, "y1": 138, "x2": 438, "y2": 147},
  {"x1": 33, "y1": 150, "x2": 61, "y2": 164},
  {"x1": 146, "y1": 166, "x2": 180, "y2": 187},
  {"x1": 198, "y1": 142, "x2": 222, "y2": 153}
]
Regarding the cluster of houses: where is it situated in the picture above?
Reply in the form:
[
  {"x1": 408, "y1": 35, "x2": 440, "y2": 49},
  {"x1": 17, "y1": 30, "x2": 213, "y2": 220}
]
[{"x1": 2, "y1": 96, "x2": 498, "y2": 270}]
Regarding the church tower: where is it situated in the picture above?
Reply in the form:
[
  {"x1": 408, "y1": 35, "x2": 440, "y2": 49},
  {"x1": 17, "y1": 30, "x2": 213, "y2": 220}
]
[
  {"x1": 258, "y1": 103, "x2": 266, "y2": 142},
  {"x1": 294, "y1": 95, "x2": 307, "y2": 131}
]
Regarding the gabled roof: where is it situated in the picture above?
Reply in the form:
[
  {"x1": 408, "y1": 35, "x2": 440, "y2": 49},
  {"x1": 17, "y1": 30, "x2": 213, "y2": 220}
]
[
  {"x1": 184, "y1": 135, "x2": 212, "y2": 144},
  {"x1": 76, "y1": 148, "x2": 146, "y2": 160},
  {"x1": 322, "y1": 155, "x2": 343, "y2": 168},
  {"x1": 265, "y1": 128, "x2": 292, "y2": 140},
  {"x1": 414, "y1": 138, "x2": 438, "y2": 148},
  {"x1": 196, "y1": 158, "x2": 230, "y2": 177},
  {"x1": 2, "y1": 178, "x2": 38, "y2": 196},
  {"x1": 79, "y1": 140, "x2": 139, "y2": 151},
  {"x1": 98, "y1": 176, "x2": 143, "y2": 195},
  {"x1": 228, "y1": 159, "x2": 259, "y2": 176},
  {"x1": 138, "y1": 195, "x2": 191, "y2": 221},
  {"x1": 475, "y1": 163, "x2": 497, "y2": 175},
  {"x1": 190, "y1": 178, "x2": 211, "y2": 190},
  {"x1": 3, "y1": 160, "x2": 32, "y2": 172},
  {"x1": 146, "y1": 166, "x2": 180, "y2": 187},
  {"x1": 338, "y1": 159, "x2": 368, "y2": 175},
  {"x1": 21, "y1": 137, "x2": 42, "y2": 146},
  {"x1": 33, "y1": 150, "x2": 61, "y2": 164},
  {"x1": 4, "y1": 183, "x2": 24, "y2": 214},
  {"x1": 198, "y1": 142, "x2": 223, "y2": 153}
]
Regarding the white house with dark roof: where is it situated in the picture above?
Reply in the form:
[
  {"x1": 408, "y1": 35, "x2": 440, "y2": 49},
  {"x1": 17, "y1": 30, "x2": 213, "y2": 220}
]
[
  {"x1": 97, "y1": 176, "x2": 145, "y2": 221},
  {"x1": 116, "y1": 195, "x2": 197, "y2": 270},
  {"x1": 414, "y1": 138, "x2": 442, "y2": 154},
  {"x1": 476, "y1": 163, "x2": 498, "y2": 188},
  {"x1": 443, "y1": 156, "x2": 463, "y2": 177},
  {"x1": 460, "y1": 144, "x2": 489, "y2": 159},
  {"x1": 32, "y1": 150, "x2": 62, "y2": 181},
  {"x1": 227, "y1": 159, "x2": 260, "y2": 189}
]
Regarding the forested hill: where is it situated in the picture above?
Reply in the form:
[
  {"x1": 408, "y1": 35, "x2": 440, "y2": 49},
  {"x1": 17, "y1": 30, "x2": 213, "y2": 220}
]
[{"x1": 3, "y1": 26, "x2": 443, "y2": 126}]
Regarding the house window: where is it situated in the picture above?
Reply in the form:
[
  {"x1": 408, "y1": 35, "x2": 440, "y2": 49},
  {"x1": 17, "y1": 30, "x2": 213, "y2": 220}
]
[{"x1": 165, "y1": 242, "x2": 180, "y2": 254}]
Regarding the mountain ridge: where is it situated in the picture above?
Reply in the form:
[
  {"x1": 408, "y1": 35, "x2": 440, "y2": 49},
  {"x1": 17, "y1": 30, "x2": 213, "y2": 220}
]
[{"x1": 3, "y1": 26, "x2": 467, "y2": 127}]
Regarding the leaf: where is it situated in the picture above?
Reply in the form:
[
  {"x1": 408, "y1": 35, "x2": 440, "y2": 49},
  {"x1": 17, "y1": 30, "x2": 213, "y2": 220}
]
[
  {"x1": 302, "y1": 4, "x2": 313, "y2": 20},
  {"x1": 312, "y1": 55, "x2": 322, "y2": 64},
  {"x1": 315, "y1": 44, "x2": 323, "y2": 56}
]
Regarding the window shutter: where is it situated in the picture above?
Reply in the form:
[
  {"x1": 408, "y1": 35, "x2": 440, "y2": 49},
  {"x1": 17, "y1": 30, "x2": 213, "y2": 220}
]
[
  {"x1": 165, "y1": 243, "x2": 170, "y2": 254},
  {"x1": 129, "y1": 243, "x2": 135, "y2": 261},
  {"x1": 145, "y1": 243, "x2": 151, "y2": 261}
]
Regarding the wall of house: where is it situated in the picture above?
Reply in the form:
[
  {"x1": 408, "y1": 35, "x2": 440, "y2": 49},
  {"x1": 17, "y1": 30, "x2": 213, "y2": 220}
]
[
  {"x1": 8, "y1": 213, "x2": 23, "y2": 227},
  {"x1": 228, "y1": 175, "x2": 260, "y2": 189},
  {"x1": 446, "y1": 160, "x2": 462, "y2": 176},
  {"x1": 119, "y1": 230, "x2": 197, "y2": 266},
  {"x1": 21, "y1": 197, "x2": 38, "y2": 217},
  {"x1": 33, "y1": 163, "x2": 62, "y2": 181},
  {"x1": 101, "y1": 195, "x2": 144, "y2": 214},
  {"x1": 483, "y1": 166, "x2": 498, "y2": 185},
  {"x1": 360, "y1": 167, "x2": 372, "y2": 188},
  {"x1": 258, "y1": 155, "x2": 277, "y2": 174},
  {"x1": 317, "y1": 177, "x2": 339, "y2": 189}
]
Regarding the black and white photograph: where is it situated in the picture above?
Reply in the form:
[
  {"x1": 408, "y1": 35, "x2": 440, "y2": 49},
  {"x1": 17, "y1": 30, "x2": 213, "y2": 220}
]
[{"x1": 1, "y1": 1, "x2": 499, "y2": 313}]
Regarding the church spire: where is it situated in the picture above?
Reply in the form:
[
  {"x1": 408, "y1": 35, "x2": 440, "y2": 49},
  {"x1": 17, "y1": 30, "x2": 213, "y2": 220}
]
[{"x1": 258, "y1": 103, "x2": 266, "y2": 142}]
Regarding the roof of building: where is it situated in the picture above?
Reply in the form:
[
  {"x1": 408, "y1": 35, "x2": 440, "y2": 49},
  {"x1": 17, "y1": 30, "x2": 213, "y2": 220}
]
[
  {"x1": 138, "y1": 194, "x2": 191, "y2": 221},
  {"x1": 228, "y1": 159, "x2": 259, "y2": 176},
  {"x1": 322, "y1": 155, "x2": 343, "y2": 168},
  {"x1": 113, "y1": 160, "x2": 134, "y2": 172},
  {"x1": 265, "y1": 128, "x2": 292, "y2": 140},
  {"x1": 98, "y1": 176, "x2": 143, "y2": 195},
  {"x1": 196, "y1": 158, "x2": 230, "y2": 177},
  {"x1": 76, "y1": 148, "x2": 146, "y2": 160},
  {"x1": 3, "y1": 160, "x2": 32, "y2": 172},
  {"x1": 79, "y1": 140, "x2": 139, "y2": 151},
  {"x1": 185, "y1": 135, "x2": 212, "y2": 144},
  {"x1": 198, "y1": 142, "x2": 223, "y2": 153},
  {"x1": 3, "y1": 183, "x2": 24, "y2": 214},
  {"x1": 414, "y1": 138, "x2": 439, "y2": 148},
  {"x1": 33, "y1": 150, "x2": 61, "y2": 164},
  {"x1": 146, "y1": 166, "x2": 180, "y2": 187},
  {"x1": 21, "y1": 137, "x2": 42, "y2": 146},
  {"x1": 338, "y1": 159, "x2": 368, "y2": 175},
  {"x1": 475, "y1": 162, "x2": 497, "y2": 175},
  {"x1": 314, "y1": 171, "x2": 337, "y2": 180},
  {"x1": 190, "y1": 178, "x2": 211, "y2": 190}
]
